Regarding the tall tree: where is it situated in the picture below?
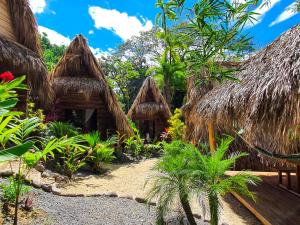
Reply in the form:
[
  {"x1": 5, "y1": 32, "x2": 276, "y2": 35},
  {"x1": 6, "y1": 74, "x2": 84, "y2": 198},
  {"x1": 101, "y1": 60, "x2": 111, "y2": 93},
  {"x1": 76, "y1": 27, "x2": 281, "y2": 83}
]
[{"x1": 40, "y1": 33, "x2": 66, "y2": 72}]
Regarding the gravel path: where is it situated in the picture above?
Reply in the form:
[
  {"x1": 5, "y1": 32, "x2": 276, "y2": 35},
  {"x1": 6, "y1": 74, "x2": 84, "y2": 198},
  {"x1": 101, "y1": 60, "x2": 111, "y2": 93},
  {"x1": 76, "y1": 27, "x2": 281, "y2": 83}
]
[
  {"x1": 30, "y1": 189, "x2": 206, "y2": 225},
  {"x1": 31, "y1": 189, "x2": 155, "y2": 225}
]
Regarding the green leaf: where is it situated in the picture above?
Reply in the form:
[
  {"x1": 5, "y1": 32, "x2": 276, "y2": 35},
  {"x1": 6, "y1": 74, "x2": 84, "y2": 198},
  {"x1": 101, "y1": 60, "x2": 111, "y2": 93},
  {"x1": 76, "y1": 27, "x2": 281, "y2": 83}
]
[{"x1": 0, "y1": 141, "x2": 34, "y2": 162}]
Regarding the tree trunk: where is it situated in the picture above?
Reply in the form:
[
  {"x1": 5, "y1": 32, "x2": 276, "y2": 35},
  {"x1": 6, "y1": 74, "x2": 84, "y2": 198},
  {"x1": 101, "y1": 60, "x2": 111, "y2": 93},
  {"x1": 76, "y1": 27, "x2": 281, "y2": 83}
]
[
  {"x1": 163, "y1": 77, "x2": 172, "y2": 108},
  {"x1": 208, "y1": 193, "x2": 219, "y2": 225},
  {"x1": 13, "y1": 175, "x2": 21, "y2": 225},
  {"x1": 179, "y1": 193, "x2": 197, "y2": 225}
]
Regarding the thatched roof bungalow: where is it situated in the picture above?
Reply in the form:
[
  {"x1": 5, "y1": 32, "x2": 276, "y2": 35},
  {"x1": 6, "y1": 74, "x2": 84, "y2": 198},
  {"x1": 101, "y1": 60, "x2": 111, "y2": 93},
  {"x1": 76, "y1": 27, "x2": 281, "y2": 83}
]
[
  {"x1": 183, "y1": 24, "x2": 300, "y2": 167},
  {"x1": 51, "y1": 35, "x2": 133, "y2": 138},
  {"x1": 128, "y1": 77, "x2": 171, "y2": 139},
  {"x1": 0, "y1": 0, "x2": 52, "y2": 108}
]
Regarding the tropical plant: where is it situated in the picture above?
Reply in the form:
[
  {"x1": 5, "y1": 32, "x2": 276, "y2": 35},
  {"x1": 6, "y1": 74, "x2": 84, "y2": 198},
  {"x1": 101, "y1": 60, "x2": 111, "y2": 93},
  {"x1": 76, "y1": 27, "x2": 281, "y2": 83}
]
[
  {"x1": 189, "y1": 137, "x2": 261, "y2": 225},
  {"x1": 82, "y1": 131, "x2": 116, "y2": 172},
  {"x1": 124, "y1": 120, "x2": 145, "y2": 158},
  {"x1": 167, "y1": 108, "x2": 185, "y2": 140},
  {"x1": 124, "y1": 135, "x2": 144, "y2": 158},
  {"x1": 146, "y1": 140, "x2": 198, "y2": 225},
  {"x1": 52, "y1": 136, "x2": 90, "y2": 178},
  {"x1": 0, "y1": 177, "x2": 31, "y2": 205},
  {"x1": 147, "y1": 138, "x2": 261, "y2": 225},
  {"x1": 47, "y1": 121, "x2": 79, "y2": 138}
]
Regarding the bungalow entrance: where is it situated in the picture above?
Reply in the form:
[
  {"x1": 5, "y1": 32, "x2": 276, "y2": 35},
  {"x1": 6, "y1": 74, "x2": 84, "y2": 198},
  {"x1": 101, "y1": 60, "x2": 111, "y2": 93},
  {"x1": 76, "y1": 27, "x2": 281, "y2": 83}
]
[{"x1": 65, "y1": 108, "x2": 97, "y2": 132}]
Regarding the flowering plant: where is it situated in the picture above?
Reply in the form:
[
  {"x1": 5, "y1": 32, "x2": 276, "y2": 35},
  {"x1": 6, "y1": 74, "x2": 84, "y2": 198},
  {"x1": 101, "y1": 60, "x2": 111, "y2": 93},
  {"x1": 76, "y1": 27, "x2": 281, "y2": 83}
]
[{"x1": 0, "y1": 71, "x2": 14, "y2": 82}]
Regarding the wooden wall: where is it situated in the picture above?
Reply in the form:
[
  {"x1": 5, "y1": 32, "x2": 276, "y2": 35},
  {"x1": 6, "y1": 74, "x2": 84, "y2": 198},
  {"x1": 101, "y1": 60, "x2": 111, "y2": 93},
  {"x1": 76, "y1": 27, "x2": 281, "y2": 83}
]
[
  {"x1": 54, "y1": 92, "x2": 117, "y2": 139},
  {"x1": 0, "y1": 0, "x2": 17, "y2": 41}
]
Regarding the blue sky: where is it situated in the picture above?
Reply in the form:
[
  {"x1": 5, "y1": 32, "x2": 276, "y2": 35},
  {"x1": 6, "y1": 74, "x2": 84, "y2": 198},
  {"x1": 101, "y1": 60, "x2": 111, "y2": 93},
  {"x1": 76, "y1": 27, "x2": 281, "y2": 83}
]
[{"x1": 29, "y1": 0, "x2": 300, "y2": 57}]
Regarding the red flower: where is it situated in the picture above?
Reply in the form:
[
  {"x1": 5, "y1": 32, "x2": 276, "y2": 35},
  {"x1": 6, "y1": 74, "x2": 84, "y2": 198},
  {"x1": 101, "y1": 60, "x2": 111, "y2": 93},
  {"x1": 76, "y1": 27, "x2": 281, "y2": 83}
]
[{"x1": 0, "y1": 71, "x2": 14, "y2": 82}]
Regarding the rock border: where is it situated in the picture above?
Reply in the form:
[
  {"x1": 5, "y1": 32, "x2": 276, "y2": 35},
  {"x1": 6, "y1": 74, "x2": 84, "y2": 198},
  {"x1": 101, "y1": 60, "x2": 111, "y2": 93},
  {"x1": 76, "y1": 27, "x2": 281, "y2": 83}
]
[{"x1": 1, "y1": 172, "x2": 202, "y2": 220}]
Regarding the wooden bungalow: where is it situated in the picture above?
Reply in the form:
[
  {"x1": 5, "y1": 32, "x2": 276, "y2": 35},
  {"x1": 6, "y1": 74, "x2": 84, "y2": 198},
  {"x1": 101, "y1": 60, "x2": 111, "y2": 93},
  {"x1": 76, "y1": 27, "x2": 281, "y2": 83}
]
[
  {"x1": 183, "y1": 24, "x2": 300, "y2": 190},
  {"x1": 128, "y1": 77, "x2": 171, "y2": 140},
  {"x1": 0, "y1": 0, "x2": 52, "y2": 109},
  {"x1": 51, "y1": 35, "x2": 133, "y2": 138}
]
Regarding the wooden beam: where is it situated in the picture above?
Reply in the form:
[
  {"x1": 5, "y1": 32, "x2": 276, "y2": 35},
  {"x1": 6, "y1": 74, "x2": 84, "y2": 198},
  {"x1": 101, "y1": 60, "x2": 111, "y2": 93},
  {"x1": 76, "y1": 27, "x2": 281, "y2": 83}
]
[
  {"x1": 208, "y1": 122, "x2": 216, "y2": 153},
  {"x1": 231, "y1": 192, "x2": 272, "y2": 225},
  {"x1": 297, "y1": 165, "x2": 300, "y2": 193}
]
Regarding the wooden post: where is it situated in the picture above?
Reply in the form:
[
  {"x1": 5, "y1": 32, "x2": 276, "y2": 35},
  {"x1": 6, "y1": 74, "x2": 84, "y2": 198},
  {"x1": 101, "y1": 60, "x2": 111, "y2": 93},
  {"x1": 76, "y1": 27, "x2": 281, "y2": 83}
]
[
  {"x1": 278, "y1": 170, "x2": 282, "y2": 185},
  {"x1": 286, "y1": 171, "x2": 291, "y2": 189},
  {"x1": 208, "y1": 122, "x2": 216, "y2": 153},
  {"x1": 297, "y1": 165, "x2": 300, "y2": 193}
]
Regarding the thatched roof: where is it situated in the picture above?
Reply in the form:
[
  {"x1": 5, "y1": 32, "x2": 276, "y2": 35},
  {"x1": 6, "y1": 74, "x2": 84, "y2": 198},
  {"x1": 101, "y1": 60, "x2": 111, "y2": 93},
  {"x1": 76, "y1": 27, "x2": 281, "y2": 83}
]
[
  {"x1": 0, "y1": 0, "x2": 52, "y2": 107},
  {"x1": 191, "y1": 24, "x2": 300, "y2": 156},
  {"x1": 127, "y1": 77, "x2": 172, "y2": 120},
  {"x1": 52, "y1": 35, "x2": 134, "y2": 137}
]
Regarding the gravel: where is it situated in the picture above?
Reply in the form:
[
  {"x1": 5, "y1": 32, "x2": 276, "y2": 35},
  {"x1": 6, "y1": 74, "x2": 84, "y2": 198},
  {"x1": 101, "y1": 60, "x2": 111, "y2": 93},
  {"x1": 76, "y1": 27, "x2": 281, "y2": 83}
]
[
  {"x1": 0, "y1": 178, "x2": 207, "y2": 225},
  {"x1": 31, "y1": 189, "x2": 155, "y2": 225},
  {"x1": 31, "y1": 189, "x2": 207, "y2": 225}
]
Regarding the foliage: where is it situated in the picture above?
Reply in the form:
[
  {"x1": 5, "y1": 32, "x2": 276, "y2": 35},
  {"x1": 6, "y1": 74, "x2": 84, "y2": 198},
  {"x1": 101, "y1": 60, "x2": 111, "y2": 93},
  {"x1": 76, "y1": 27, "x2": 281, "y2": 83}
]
[
  {"x1": 146, "y1": 140, "x2": 198, "y2": 225},
  {"x1": 100, "y1": 29, "x2": 163, "y2": 109},
  {"x1": 49, "y1": 136, "x2": 90, "y2": 178},
  {"x1": 295, "y1": 0, "x2": 300, "y2": 12},
  {"x1": 167, "y1": 108, "x2": 185, "y2": 140},
  {"x1": 147, "y1": 138, "x2": 261, "y2": 225},
  {"x1": 83, "y1": 132, "x2": 116, "y2": 172},
  {"x1": 156, "y1": 0, "x2": 263, "y2": 84},
  {"x1": 124, "y1": 135, "x2": 144, "y2": 159},
  {"x1": 40, "y1": 33, "x2": 66, "y2": 71},
  {"x1": 0, "y1": 177, "x2": 31, "y2": 204},
  {"x1": 144, "y1": 142, "x2": 163, "y2": 158},
  {"x1": 101, "y1": 58, "x2": 139, "y2": 111},
  {"x1": 189, "y1": 137, "x2": 261, "y2": 225},
  {"x1": 0, "y1": 76, "x2": 26, "y2": 117},
  {"x1": 47, "y1": 121, "x2": 79, "y2": 138}
]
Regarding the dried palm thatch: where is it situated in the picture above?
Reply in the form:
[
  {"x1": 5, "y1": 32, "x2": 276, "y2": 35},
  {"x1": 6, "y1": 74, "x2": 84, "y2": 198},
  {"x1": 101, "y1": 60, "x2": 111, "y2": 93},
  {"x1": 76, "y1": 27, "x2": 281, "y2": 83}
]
[
  {"x1": 51, "y1": 35, "x2": 133, "y2": 137},
  {"x1": 0, "y1": 0, "x2": 52, "y2": 107},
  {"x1": 127, "y1": 77, "x2": 172, "y2": 120},
  {"x1": 194, "y1": 24, "x2": 300, "y2": 157}
]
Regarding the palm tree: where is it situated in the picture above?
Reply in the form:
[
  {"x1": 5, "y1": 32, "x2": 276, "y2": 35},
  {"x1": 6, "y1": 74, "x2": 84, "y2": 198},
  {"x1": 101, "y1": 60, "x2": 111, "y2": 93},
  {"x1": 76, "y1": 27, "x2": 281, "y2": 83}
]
[
  {"x1": 189, "y1": 137, "x2": 261, "y2": 225},
  {"x1": 146, "y1": 141, "x2": 197, "y2": 225}
]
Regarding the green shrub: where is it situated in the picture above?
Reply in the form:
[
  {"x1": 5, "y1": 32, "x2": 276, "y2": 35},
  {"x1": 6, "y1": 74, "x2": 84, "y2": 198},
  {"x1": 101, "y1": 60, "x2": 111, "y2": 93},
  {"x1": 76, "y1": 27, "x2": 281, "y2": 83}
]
[
  {"x1": 47, "y1": 121, "x2": 79, "y2": 138},
  {"x1": 83, "y1": 132, "x2": 116, "y2": 172},
  {"x1": 167, "y1": 108, "x2": 185, "y2": 140},
  {"x1": 124, "y1": 135, "x2": 144, "y2": 158},
  {"x1": 144, "y1": 142, "x2": 163, "y2": 158},
  {"x1": 0, "y1": 177, "x2": 31, "y2": 204}
]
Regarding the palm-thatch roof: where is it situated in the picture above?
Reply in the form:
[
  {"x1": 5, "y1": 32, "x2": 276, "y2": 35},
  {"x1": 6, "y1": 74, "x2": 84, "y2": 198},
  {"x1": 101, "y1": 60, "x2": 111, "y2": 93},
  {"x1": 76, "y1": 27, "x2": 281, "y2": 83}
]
[
  {"x1": 0, "y1": 0, "x2": 52, "y2": 107},
  {"x1": 51, "y1": 35, "x2": 133, "y2": 137},
  {"x1": 188, "y1": 24, "x2": 300, "y2": 157},
  {"x1": 127, "y1": 77, "x2": 172, "y2": 120}
]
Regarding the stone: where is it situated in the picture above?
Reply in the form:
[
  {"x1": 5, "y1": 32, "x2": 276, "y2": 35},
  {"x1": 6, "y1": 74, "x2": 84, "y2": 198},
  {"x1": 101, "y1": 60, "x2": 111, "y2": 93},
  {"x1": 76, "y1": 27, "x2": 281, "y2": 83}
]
[
  {"x1": 35, "y1": 163, "x2": 45, "y2": 173},
  {"x1": 51, "y1": 184, "x2": 61, "y2": 195},
  {"x1": 193, "y1": 214, "x2": 202, "y2": 219},
  {"x1": 31, "y1": 179, "x2": 42, "y2": 188},
  {"x1": 134, "y1": 197, "x2": 146, "y2": 203},
  {"x1": 118, "y1": 195, "x2": 133, "y2": 200},
  {"x1": 41, "y1": 184, "x2": 52, "y2": 192},
  {"x1": 55, "y1": 175, "x2": 69, "y2": 183},
  {"x1": 41, "y1": 170, "x2": 51, "y2": 178},
  {"x1": 0, "y1": 169, "x2": 13, "y2": 177},
  {"x1": 103, "y1": 192, "x2": 118, "y2": 197}
]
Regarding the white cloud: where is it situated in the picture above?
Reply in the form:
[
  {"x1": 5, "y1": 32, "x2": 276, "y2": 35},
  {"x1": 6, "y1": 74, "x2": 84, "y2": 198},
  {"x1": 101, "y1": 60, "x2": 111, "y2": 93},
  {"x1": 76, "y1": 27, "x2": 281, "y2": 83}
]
[
  {"x1": 39, "y1": 26, "x2": 71, "y2": 46},
  {"x1": 89, "y1": 30, "x2": 94, "y2": 35},
  {"x1": 246, "y1": 0, "x2": 281, "y2": 28},
  {"x1": 38, "y1": 26, "x2": 108, "y2": 58},
  {"x1": 88, "y1": 6, "x2": 153, "y2": 40},
  {"x1": 269, "y1": 2, "x2": 298, "y2": 27},
  {"x1": 29, "y1": 0, "x2": 46, "y2": 14}
]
